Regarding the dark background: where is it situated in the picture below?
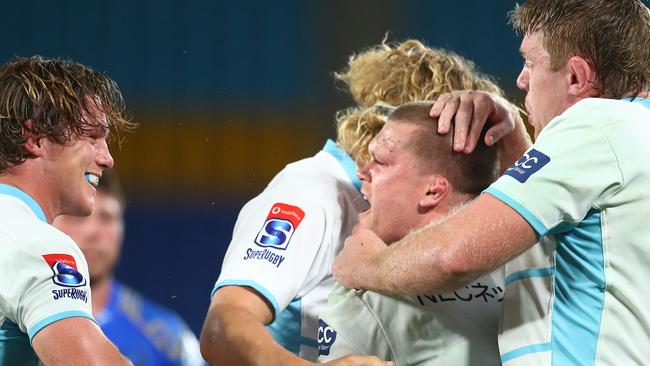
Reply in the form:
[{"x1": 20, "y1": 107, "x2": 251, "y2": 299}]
[{"x1": 2, "y1": 0, "x2": 540, "y2": 335}]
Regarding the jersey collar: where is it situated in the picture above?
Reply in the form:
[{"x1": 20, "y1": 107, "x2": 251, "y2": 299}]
[
  {"x1": 0, "y1": 183, "x2": 47, "y2": 222},
  {"x1": 621, "y1": 96, "x2": 650, "y2": 110},
  {"x1": 323, "y1": 139, "x2": 361, "y2": 191}
]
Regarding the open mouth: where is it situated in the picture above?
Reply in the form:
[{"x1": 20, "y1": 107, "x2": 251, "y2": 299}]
[
  {"x1": 85, "y1": 173, "x2": 99, "y2": 188},
  {"x1": 359, "y1": 193, "x2": 371, "y2": 212}
]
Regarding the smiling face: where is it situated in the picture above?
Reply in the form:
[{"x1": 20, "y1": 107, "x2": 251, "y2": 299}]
[
  {"x1": 516, "y1": 32, "x2": 573, "y2": 138},
  {"x1": 43, "y1": 99, "x2": 114, "y2": 218},
  {"x1": 356, "y1": 121, "x2": 436, "y2": 244}
]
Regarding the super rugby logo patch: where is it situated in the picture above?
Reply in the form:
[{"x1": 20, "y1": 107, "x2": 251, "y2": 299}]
[
  {"x1": 43, "y1": 254, "x2": 87, "y2": 288},
  {"x1": 504, "y1": 148, "x2": 550, "y2": 183},
  {"x1": 254, "y1": 203, "x2": 305, "y2": 250}
]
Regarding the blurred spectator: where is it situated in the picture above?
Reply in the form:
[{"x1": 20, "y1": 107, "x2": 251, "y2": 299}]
[{"x1": 54, "y1": 170, "x2": 205, "y2": 366}]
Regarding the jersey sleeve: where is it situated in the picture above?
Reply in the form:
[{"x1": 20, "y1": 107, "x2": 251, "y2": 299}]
[
  {"x1": 213, "y1": 188, "x2": 327, "y2": 319},
  {"x1": 3, "y1": 237, "x2": 94, "y2": 342},
  {"x1": 484, "y1": 114, "x2": 622, "y2": 237}
]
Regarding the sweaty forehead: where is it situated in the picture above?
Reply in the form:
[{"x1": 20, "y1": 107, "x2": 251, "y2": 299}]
[{"x1": 370, "y1": 128, "x2": 402, "y2": 154}]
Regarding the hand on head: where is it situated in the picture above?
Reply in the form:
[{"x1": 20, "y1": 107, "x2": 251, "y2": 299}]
[{"x1": 430, "y1": 91, "x2": 517, "y2": 153}]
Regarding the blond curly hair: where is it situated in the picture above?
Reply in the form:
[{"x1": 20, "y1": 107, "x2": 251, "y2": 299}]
[{"x1": 335, "y1": 39, "x2": 505, "y2": 165}]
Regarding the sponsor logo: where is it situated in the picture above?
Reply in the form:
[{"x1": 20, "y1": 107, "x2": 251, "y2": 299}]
[
  {"x1": 254, "y1": 203, "x2": 305, "y2": 250},
  {"x1": 42, "y1": 254, "x2": 87, "y2": 288},
  {"x1": 52, "y1": 288, "x2": 88, "y2": 303},
  {"x1": 504, "y1": 148, "x2": 551, "y2": 183},
  {"x1": 243, "y1": 248, "x2": 286, "y2": 268},
  {"x1": 317, "y1": 319, "x2": 337, "y2": 356}
]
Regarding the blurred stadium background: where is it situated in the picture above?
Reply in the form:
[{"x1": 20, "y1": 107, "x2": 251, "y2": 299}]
[{"x1": 1, "y1": 0, "x2": 528, "y2": 335}]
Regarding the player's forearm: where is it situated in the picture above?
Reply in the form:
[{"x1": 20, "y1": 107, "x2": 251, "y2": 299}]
[
  {"x1": 369, "y1": 224, "x2": 477, "y2": 296},
  {"x1": 200, "y1": 305, "x2": 312, "y2": 366}
]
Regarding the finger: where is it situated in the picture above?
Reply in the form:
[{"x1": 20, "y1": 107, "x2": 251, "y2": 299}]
[
  {"x1": 462, "y1": 95, "x2": 492, "y2": 153},
  {"x1": 452, "y1": 94, "x2": 475, "y2": 151},
  {"x1": 430, "y1": 93, "x2": 452, "y2": 118},
  {"x1": 484, "y1": 125, "x2": 506, "y2": 146},
  {"x1": 430, "y1": 94, "x2": 454, "y2": 133},
  {"x1": 437, "y1": 96, "x2": 461, "y2": 136}
]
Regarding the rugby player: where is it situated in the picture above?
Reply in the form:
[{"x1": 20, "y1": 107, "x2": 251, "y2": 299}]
[
  {"x1": 199, "y1": 40, "x2": 520, "y2": 366},
  {"x1": 54, "y1": 170, "x2": 206, "y2": 366},
  {"x1": 319, "y1": 101, "x2": 506, "y2": 365},
  {"x1": 334, "y1": 0, "x2": 650, "y2": 364},
  {"x1": 0, "y1": 56, "x2": 134, "y2": 365}
]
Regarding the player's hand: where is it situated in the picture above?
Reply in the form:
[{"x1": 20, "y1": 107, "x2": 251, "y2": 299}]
[
  {"x1": 322, "y1": 354, "x2": 394, "y2": 366},
  {"x1": 333, "y1": 228, "x2": 388, "y2": 291},
  {"x1": 430, "y1": 90, "x2": 516, "y2": 153}
]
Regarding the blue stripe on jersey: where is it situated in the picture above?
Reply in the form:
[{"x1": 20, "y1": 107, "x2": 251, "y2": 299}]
[
  {"x1": 323, "y1": 139, "x2": 361, "y2": 191},
  {"x1": 505, "y1": 267, "x2": 554, "y2": 286},
  {"x1": 551, "y1": 209, "x2": 605, "y2": 366},
  {"x1": 28, "y1": 310, "x2": 96, "y2": 341},
  {"x1": 622, "y1": 97, "x2": 650, "y2": 109},
  {"x1": 501, "y1": 342, "x2": 551, "y2": 363},
  {"x1": 212, "y1": 280, "x2": 281, "y2": 319},
  {"x1": 301, "y1": 335, "x2": 318, "y2": 349},
  {"x1": 483, "y1": 187, "x2": 548, "y2": 236},
  {"x1": 267, "y1": 298, "x2": 301, "y2": 354},
  {"x1": 0, "y1": 184, "x2": 47, "y2": 222},
  {"x1": 0, "y1": 319, "x2": 39, "y2": 366}
]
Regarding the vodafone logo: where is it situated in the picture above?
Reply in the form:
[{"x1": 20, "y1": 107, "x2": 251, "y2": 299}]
[{"x1": 254, "y1": 203, "x2": 305, "y2": 250}]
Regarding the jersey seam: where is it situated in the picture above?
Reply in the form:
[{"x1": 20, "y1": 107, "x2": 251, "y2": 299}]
[{"x1": 358, "y1": 292, "x2": 398, "y2": 361}]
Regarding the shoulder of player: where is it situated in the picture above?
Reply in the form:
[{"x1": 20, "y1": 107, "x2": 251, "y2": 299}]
[
  {"x1": 274, "y1": 152, "x2": 353, "y2": 191},
  {"x1": 551, "y1": 98, "x2": 645, "y2": 132},
  {"x1": 0, "y1": 211, "x2": 78, "y2": 256}
]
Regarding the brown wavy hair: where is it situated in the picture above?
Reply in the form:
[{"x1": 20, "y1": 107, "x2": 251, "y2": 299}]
[
  {"x1": 335, "y1": 39, "x2": 505, "y2": 165},
  {"x1": 0, "y1": 56, "x2": 135, "y2": 173},
  {"x1": 509, "y1": 0, "x2": 650, "y2": 98}
]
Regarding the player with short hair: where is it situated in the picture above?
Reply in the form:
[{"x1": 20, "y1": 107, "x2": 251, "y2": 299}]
[
  {"x1": 199, "y1": 39, "x2": 522, "y2": 366},
  {"x1": 319, "y1": 101, "x2": 503, "y2": 365},
  {"x1": 53, "y1": 170, "x2": 206, "y2": 366},
  {"x1": 0, "y1": 56, "x2": 134, "y2": 365},
  {"x1": 333, "y1": 1, "x2": 650, "y2": 365}
]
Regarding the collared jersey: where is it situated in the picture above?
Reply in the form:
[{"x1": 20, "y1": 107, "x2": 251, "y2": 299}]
[
  {"x1": 213, "y1": 140, "x2": 365, "y2": 360},
  {"x1": 318, "y1": 270, "x2": 504, "y2": 366},
  {"x1": 97, "y1": 281, "x2": 205, "y2": 366},
  {"x1": 485, "y1": 98, "x2": 650, "y2": 365},
  {"x1": 0, "y1": 184, "x2": 94, "y2": 365}
]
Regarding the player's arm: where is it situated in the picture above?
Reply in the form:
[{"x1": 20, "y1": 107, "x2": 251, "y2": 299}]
[
  {"x1": 200, "y1": 285, "x2": 305, "y2": 366},
  {"x1": 333, "y1": 194, "x2": 537, "y2": 295},
  {"x1": 32, "y1": 317, "x2": 132, "y2": 366},
  {"x1": 200, "y1": 286, "x2": 391, "y2": 366}
]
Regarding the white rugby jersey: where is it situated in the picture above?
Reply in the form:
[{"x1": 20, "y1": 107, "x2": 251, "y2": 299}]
[
  {"x1": 213, "y1": 140, "x2": 365, "y2": 360},
  {"x1": 318, "y1": 270, "x2": 504, "y2": 366},
  {"x1": 0, "y1": 184, "x2": 94, "y2": 365},
  {"x1": 485, "y1": 98, "x2": 650, "y2": 365}
]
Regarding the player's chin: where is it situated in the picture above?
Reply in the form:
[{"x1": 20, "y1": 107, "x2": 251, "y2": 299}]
[{"x1": 357, "y1": 210, "x2": 372, "y2": 228}]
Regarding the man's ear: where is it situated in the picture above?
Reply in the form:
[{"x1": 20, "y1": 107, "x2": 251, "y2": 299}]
[
  {"x1": 567, "y1": 56, "x2": 599, "y2": 97},
  {"x1": 420, "y1": 176, "x2": 449, "y2": 209},
  {"x1": 22, "y1": 120, "x2": 44, "y2": 158}
]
